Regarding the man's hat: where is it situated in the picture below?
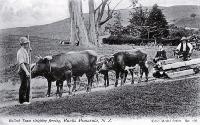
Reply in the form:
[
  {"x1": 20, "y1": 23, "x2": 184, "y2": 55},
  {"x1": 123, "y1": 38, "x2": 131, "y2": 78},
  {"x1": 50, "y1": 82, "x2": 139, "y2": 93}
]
[
  {"x1": 19, "y1": 37, "x2": 30, "y2": 44},
  {"x1": 181, "y1": 37, "x2": 188, "y2": 41}
]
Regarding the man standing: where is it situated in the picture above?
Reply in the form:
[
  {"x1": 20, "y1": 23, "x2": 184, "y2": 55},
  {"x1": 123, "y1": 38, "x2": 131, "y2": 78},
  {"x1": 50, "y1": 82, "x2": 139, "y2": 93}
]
[
  {"x1": 176, "y1": 37, "x2": 193, "y2": 61},
  {"x1": 17, "y1": 37, "x2": 31, "y2": 104}
]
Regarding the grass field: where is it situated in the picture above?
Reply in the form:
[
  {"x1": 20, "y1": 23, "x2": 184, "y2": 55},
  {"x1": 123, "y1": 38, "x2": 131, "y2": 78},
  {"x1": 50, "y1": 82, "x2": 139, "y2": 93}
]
[
  {"x1": 0, "y1": 76, "x2": 200, "y2": 118},
  {"x1": 1, "y1": 35, "x2": 200, "y2": 117}
]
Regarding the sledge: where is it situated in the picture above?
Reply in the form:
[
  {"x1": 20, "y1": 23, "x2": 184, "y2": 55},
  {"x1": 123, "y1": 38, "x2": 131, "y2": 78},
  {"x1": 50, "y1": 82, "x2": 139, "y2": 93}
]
[{"x1": 153, "y1": 58, "x2": 200, "y2": 79}]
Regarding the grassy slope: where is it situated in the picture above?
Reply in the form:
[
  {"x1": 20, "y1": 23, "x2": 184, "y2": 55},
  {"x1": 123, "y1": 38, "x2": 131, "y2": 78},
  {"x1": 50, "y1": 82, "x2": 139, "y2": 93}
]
[
  {"x1": 0, "y1": 34, "x2": 180, "y2": 81},
  {"x1": 2, "y1": 34, "x2": 200, "y2": 81},
  {"x1": 0, "y1": 77, "x2": 200, "y2": 117},
  {"x1": 175, "y1": 17, "x2": 200, "y2": 28}
]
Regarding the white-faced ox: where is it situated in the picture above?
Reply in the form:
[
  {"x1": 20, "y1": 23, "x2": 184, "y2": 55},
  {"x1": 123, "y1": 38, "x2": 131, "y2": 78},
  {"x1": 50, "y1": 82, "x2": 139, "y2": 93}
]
[
  {"x1": 100, "y1": 50, "x2": 149, "y2": 87},
  {"x1": 31, "y1": 50, "x2": 97, "y2": 97}
]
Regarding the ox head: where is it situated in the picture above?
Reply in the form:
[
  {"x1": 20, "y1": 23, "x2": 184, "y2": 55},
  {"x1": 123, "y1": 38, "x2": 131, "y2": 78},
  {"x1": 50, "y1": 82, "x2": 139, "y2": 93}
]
[{"x1": 31, "y1": 56, "x2": 52, "y2": 77}]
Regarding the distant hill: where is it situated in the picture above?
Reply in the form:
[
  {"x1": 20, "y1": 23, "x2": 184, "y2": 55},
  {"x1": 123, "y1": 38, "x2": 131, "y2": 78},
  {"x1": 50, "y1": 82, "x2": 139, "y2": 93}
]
[
  {"x1": 0, "y1": 19, "x2": 71, "y2": 40},
  {"x1": 161, "y1": 5, "x2": 200, "y2": 23},
  {"x1": 174, "y1": 17, "x2": 200, "y2": 28},
  {"x1": 0, "y1": 5, "x2": 200, "y2": 40}
]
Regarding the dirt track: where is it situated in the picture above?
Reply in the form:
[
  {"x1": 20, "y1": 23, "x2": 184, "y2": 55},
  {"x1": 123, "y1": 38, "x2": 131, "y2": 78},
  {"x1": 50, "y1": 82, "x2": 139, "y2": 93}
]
[{"x1": 0, "y1": 76, "x2": 200, "y2": 118}]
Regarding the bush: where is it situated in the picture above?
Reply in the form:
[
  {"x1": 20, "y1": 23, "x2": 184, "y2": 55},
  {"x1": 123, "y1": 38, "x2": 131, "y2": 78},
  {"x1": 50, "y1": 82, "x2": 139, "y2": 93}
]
[
  {"x1": 158, "y1": 38, "x2": 181, "y2": 46},
  {"x1": 102, "y1": 35, "x2": 181, "y2": 46},
  {"x1": 102, "y1": 35, "x2": 142, "y2": 45}
]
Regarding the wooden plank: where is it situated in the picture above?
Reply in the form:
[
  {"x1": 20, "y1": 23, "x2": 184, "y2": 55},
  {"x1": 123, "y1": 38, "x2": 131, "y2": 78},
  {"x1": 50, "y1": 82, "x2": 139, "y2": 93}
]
[
  {"x1": 185, "y1": 58, "x2": 200, "y2": 66},
  {"x1": 162, "y1": 58, "x2": 200, "y2": 70},
  {"x1": 165, "y1": 69, "x2": 195, "y2": 78},
  {"x1": 162, "y1": 62, "x2": 186, "y2": 70},
  {"x1": 160, "y1": 58, "x2": 183, "y2": 65}
]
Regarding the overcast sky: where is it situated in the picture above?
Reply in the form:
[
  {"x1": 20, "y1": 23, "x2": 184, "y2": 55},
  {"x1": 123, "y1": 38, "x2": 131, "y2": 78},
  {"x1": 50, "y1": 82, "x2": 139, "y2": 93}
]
[{"x1": 0, "y1": 0, "x2": 200, "y2": 29}]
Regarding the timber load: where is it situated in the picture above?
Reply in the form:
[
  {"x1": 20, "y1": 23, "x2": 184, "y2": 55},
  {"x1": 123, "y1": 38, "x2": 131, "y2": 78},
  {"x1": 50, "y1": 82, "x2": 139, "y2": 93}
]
[{"x1": 153, "y1": 58, "x2": 200, "y2": 78}]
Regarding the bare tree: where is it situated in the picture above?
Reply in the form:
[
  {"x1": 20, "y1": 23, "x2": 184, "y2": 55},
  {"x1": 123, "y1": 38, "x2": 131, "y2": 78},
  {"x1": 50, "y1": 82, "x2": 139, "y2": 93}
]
[
  {"x1": 92, "y1": 0, "x2": 125, "y2": 45},
  {"x1": 68, "y1": 0, "x2": 137, "y2": 46},
  {"x1": 69, "y1": 0, "x2": 91, "y2": 47},
  {"x1": 88, "y1": 0, "x2": 98, "y2": 45}
]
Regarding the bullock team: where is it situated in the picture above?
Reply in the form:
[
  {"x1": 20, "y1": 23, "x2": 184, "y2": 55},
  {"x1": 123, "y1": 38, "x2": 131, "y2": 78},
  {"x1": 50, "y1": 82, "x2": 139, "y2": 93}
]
[
  {"x1": 31, "y1": 49, "x2": 149, "y2": 98},
  {"x1": 17, "y1": 36, "x2": 192, "y2": 104}
]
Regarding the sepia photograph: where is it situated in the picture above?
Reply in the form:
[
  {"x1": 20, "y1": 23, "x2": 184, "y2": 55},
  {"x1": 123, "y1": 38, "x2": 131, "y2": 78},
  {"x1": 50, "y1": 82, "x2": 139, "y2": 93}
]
[{"x1": 0, "y1": 0, "x2": 200, "y2": 125}]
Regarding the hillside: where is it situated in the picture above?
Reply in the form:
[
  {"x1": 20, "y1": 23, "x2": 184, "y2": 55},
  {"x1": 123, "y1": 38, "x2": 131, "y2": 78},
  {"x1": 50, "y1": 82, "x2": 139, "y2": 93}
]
[
  {"x1": 161, "y1": 5, "x2": 200, "y2": 24},
  {"x1": 0, "y1": 76, "x2": 200, "y2": 117},
  {"x1": 0, "y1": 5, "x2": 199, "y2": 40},
  {"x1": 174, "y1": 17, "x2": 200, "y2": 28},
  {"x1": 0, "y1": 19, "x2": 71, "y2": 40}
]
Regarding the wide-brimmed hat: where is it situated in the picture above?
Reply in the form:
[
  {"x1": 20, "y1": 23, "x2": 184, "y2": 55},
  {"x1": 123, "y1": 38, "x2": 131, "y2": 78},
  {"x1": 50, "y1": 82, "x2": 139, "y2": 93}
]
[
  {"x1": 181, "y1": 37, "x2": 188, "y2": 41},
  {"x1": 19, "y1": 37, "x2": 30, "y2": 44}
]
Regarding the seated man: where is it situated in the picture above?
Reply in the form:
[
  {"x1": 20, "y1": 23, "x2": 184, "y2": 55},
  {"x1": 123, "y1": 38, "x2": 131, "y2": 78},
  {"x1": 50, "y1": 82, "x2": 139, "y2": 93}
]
[
  {"x1": 176, "y1": 37, "x2": 193, "y2": 61},
  {"x1": 153, "y1": 44, "x2": 167, "y2": 63}
]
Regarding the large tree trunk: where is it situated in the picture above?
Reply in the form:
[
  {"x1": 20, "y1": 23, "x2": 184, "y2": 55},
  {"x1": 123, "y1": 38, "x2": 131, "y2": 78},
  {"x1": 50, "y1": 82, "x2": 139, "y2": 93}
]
[
  {"x1": 68, "y1": 0, "x2": 91, "y2": 47},
  {"x1": 88, "y1": 0, "x2": 98, "y2": 46}
]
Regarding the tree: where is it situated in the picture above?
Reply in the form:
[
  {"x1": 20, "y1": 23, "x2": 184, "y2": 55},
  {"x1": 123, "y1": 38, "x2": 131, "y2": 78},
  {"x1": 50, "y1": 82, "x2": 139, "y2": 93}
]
[
  {"x1": 105, "y1": 11, "x2": 124, "y2": 36},
  {"x1": 88, "y1": 0, "x2": 97, "y2": 45},
  {"x1": 129, "y1": 5, "x2": 148, "y2": 27},
  {"x1": 90, "y1": 0, "x2": 126, "y2": 45},
  {"x1": 127, "y1": 4, "x2": 149, "y2": 37},
  {"x1": 68, "y1": 0, "x2": 138, "y2": 46},
  {"x1": 68, "y1": 0, "x2": 90, "y2": 47},
  {"x1": 168, "y1": 24, "x2": 192, "y2": 39},
  {"x1": 144, "y1": 4, "x2": 169, "y2": 39}
]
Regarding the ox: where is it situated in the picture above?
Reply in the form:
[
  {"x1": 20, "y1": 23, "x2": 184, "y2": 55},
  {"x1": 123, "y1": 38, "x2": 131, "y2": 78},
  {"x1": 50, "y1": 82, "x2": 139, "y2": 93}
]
[
  {"x1": 100, "y1": 50, "x2": 149, "y2": 87},
  {"x1": 31, "y1": 50, "x2": 97, "y2": 96},
  {"x1": 96, "y1": 61, "x2": 110, "y2": 87},
  {"x1": 31, "y1": 63, "x2": 65, "y2": 97}
]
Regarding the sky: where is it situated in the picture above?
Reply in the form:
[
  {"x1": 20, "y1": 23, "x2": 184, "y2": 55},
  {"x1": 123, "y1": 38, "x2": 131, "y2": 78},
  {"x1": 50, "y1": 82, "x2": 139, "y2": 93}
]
[{"x1": 0, "y1": 0, "x2": 200, "y2": 29}]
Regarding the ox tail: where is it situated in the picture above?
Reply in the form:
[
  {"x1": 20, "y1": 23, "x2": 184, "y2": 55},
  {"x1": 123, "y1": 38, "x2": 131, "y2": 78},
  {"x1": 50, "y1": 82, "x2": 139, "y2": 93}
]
[
  {"x1": 142, "y1": 53, "x2": 148, "y2": 68},
  {"x1": 140, "y1": 53, "x2": 149, "y2": 74}
]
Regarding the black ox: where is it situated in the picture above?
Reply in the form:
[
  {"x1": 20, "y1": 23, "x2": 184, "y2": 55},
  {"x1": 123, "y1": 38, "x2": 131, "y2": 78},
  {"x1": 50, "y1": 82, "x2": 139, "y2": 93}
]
[
  {"x1": 100, "y1": 50, "x2": 149, "y2": 87},
  {"x1": 31, "y1": 50, "x2": 97, "y2": 97}
]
